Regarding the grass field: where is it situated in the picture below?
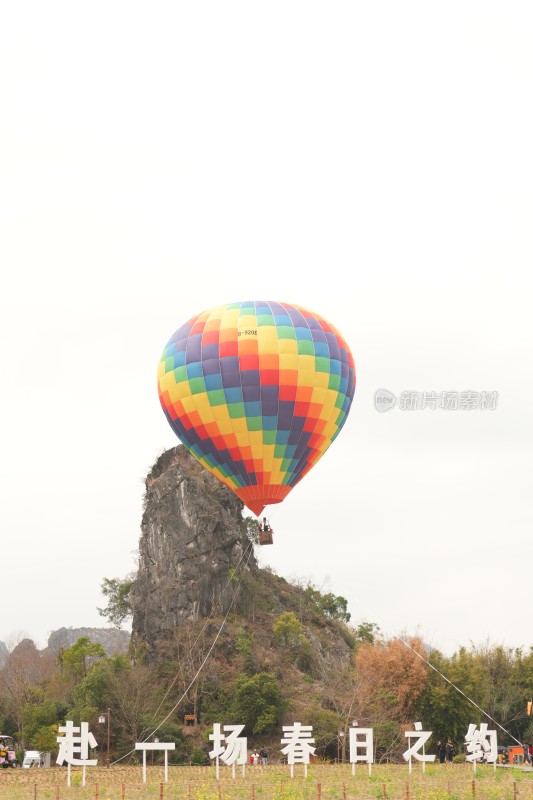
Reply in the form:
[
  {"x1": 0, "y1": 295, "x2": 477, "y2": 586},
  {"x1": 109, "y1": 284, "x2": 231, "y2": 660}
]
[{"x1": 0, "y1": 763, "x2": 531, "y2": 800}]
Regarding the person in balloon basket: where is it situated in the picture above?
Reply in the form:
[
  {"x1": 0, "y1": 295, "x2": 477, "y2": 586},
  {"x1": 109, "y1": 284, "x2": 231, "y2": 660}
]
[{"x1": 259, "y1": 517, "x2": 271, "y2": 533}]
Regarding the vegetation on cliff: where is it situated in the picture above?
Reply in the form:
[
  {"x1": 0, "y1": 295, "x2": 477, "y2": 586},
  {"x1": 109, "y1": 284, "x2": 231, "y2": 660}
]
[
  {"x1": 1, "y1": 571, "x2": 533, "y2": 764},
  {"x1": 2, "y1": 448, "x2": 531, "y2": 764}
]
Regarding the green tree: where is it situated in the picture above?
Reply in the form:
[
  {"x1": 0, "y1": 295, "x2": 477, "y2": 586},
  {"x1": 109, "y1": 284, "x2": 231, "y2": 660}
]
[
  {"x1": 21, "y1": 699, "x2": 64, "y2": 749},
  {"x1": 108, "y1": 657, "x2": 161, "y2": 749},
  {"x1": 60, "y1": 638, "x2": 106, "y2": 681},
  {"x1": 98, "y1": 577, "x2": 134, "y2": 628},
  {"x1": 304, "y1": 585, "x2": 351, "y2": 623},
  {"x1": 512, "y1": 647, "x2": 533, "y2": 742},
  {"x1": 33, "y1": 724, "x2": 59, "y2": 752},
  {"x1": 234, "y1": 629, "x2": 257, "y2": 676},
  {"x1": 67, "y1": 659, "x2": 112, "y2": 726},
  {"x1": 305, "y1": 707, "x2": 339, "y2": 758},
  {"x1": 233, "y1": 673, "x2": 285, "y2": 734},
  {"x1": 191, "y1": 746, "x2": 206, "y2": 765},
  {"x1": 273, "y1": 612, "x2": 315, "y2": 672},
  {"x1": 273, "y1": 612, "x2": 302, "y2": 647},
  {"x1": 353, "y1": 621, "x2": 381, "y2": 646},
  {"x1": 242, "y1": 516, "x2": 259, "y2": 545},
  {"x1": 415, "y1": 647, "x2": 486, "y2": 745},
  {"x1": 473, "y1": 643, "x2": 530, "y2": 743},
  {"x1": 374, "y1": 720, "x2": 403, "y2": 763}
]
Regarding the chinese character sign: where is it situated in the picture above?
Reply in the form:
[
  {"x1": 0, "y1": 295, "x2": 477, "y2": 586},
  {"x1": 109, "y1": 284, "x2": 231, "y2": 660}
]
[
  {"x1": 465, "y1": 724, "x2": 497, "y2": 763},
  {"x1": 349, "y1": 728, "x2": 374, "y2": 764},
  {"x1": 209, "y1": 724, "x2": 247, "y2": 766},
  {"x1": 403, "y1": 722, "x2": 435, "y2": 763},
  {"x1": 280, "y1": 723, "x2": 316, "y2": 765},
  {"x1": 57, "y1": 721, "x2": 97, "y2": 767}
]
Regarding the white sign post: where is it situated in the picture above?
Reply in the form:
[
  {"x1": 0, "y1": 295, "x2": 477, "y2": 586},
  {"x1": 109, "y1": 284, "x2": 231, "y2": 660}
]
[
  {"x1": 56, "y1": 721, "x2": 98, "y2": 786},
  {"x1": 280, "y1": 723, "x2": 316, "y2": 778},
  {"x1": 135, "y1": 742, "x2": 176, "y2": 783},
  {"x1": 403, "y1": 722, "x2": 435, "y2": 774},
  {"x1": 349, "y1": 727, "x2": 374, "y2": 776},
  {"x1": 209, "y1": 724, "x2": 247, "y2": 779},
  {"x1": 465, "y1": 724, "x2": 498, "y2": 773}
]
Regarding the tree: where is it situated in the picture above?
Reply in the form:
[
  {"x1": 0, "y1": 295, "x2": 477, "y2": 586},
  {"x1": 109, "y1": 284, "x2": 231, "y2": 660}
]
[
  {"x1": 353, "y1": 622, "x2": 381, "y2": 647},
  {"x1": 414, "y1": 647, "x2": 480, "y2": 746},
  {"x1": 415, "y1": 642, "x2": 533, "y2": 746},
  {"x1": 21, "y1": 700, "x2": 63, "y2": 750},
  {"x1": 0, "y1": 639, "x2": 55, "y2": 741},
  {"x1": 59, "y1": 637, "x2": 106, "y2": 681},
  {"x1": 272, "y1": 612, "x2": 314, "y2": 672},
  {"x1": 318, "y1": 653, "x2": 365, "y2": 761},
  {"x1": 67, "y1": 659, "x2": 113, "y2": 728},
  {"x1": 273, "y1": 612, "x2": 303, "y2": 647},
  {"x1": 352, "y1": 635, "x2": 429, "y2": 761},
  {"x1": 232, "y1": 673, "x2": 285, "y2": 734},
  {"x1": 305, "y1": 707, "x2": 340, "y2": 759},
  {"x1": 108, "y1": 658, "x2": 161, "y2": 750},
  {"x1": 473, "y1": 642, "x2": 529, "y2": 742},
  {"x1": 304, "y1": 585, "x2": 351, "y2": 623},
  {"x1": 98, "y1": 577, "x2": 134, "y2": 628},
  {"x1": 373, "y1": 720, "x2": 403, "y2": 763},
  {"x1": 151, "y1": 620, "x2": 220, "y2": 727},
  {"x1": 243, "y1": 516, "x2": 259, "y2": 545}
]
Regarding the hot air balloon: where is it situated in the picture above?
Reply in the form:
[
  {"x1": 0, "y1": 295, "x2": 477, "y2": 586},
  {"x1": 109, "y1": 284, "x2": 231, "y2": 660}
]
[{"x1": 157, "y1": 301, "x2": 355, "y2": 520}]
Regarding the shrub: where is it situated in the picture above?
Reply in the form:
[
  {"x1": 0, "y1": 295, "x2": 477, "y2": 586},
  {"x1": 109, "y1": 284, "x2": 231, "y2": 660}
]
[
  {"x1": 273, "y1": 613, "x2": 302, "y2": 647},
  {"x1": 233, "y1": 673, "x2": 286, "y2": 735},
  {"x1": 190, "y1": 746, "x2": 206, "y2": 765}
]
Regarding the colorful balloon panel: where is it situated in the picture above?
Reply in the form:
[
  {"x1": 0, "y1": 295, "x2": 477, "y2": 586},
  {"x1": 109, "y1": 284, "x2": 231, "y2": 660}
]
[{"x1": 158, "y1": 301, "x2": 356, "y2": 516}]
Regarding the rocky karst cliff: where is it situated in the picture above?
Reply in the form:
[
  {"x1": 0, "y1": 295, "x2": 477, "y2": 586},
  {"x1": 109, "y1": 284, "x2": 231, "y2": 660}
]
[
  {"x1": 129, "y1": 444, "x2": 356, "y2": 717},
  {"x1": 130, "y1": 446, "x2": 257, "y2": 649}
]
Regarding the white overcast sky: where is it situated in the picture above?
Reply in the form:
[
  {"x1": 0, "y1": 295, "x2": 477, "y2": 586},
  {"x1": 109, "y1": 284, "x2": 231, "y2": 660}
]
[{"x1": 1, "y1": 2, "x2": 531, "y2": 656}]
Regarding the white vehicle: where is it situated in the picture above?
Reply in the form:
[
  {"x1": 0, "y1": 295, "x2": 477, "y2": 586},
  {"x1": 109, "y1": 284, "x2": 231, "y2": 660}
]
[{"x1": 22, "y1": 751, "x2": 43, "y2": 769}]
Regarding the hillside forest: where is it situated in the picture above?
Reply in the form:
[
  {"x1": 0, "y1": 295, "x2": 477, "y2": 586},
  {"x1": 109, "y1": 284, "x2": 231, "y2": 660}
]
[{"x1": 0, "y1": 569, "x2": 532, "y2": 766}]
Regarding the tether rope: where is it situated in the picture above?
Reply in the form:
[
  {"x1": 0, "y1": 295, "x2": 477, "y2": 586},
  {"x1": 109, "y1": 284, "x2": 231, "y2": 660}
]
[
  {"x1": 111, "y1": 539, "x2": 255, "y2": 765},
  {"x1": 145, "y1": 534, "x2": 255, "y2": 726},
  {"x1": 397, "y1": 634, "x2": 524, "y2": 747},
  {"x1": 347, "y1": 586, "x2": 525, "y2": 748}
]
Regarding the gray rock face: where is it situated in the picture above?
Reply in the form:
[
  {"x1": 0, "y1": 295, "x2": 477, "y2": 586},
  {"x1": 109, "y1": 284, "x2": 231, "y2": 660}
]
[
  {"x1": 130, "y1": 446, "x2": 257, "y2": 648},
  {"x1": 0, "y1": 640, "x2": 8, "y2": 667}
]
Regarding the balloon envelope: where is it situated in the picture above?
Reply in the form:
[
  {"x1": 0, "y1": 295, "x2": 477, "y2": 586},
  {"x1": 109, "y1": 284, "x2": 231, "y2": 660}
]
[{"x1": 158, "y1": 301, "x2": 355, "y2": 516}]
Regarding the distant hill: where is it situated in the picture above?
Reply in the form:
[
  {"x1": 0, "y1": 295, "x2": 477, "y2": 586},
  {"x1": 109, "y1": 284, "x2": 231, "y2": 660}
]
[
  {"x1": 46, "y1": 627, "x2": 130, "y2": 656},
  {"x1": 0, "y1": 628, "x2": 130, "y2": 663}
]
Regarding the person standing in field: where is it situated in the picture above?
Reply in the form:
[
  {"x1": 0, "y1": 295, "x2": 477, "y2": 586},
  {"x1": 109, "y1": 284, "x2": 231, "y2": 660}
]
[{"x1": 445, "y1": 738, "x2": 455, "y2": 764}]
